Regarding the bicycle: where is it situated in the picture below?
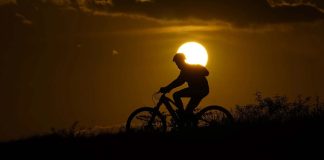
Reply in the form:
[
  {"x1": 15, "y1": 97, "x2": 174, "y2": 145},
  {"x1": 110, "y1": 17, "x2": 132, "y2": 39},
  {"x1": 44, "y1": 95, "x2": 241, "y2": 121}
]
[{"x1": 126, "y1": 92, "x2": 234, "y2": 132}]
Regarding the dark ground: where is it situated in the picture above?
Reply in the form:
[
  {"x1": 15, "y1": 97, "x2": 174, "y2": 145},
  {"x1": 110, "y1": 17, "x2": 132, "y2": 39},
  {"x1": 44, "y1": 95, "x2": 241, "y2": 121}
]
[
  {"x1": 1, "y1": 95, "x2": 324, "y2": 160},
  {"x1": 1, "y1": 121, "x2": 323, "y2": 160}
]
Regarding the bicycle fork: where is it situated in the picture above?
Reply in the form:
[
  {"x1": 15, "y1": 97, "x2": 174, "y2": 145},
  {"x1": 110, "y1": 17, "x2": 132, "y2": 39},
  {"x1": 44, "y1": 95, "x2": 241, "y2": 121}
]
[{"x1": 147, "y1": 100, "x2": 164, "y2": 128}]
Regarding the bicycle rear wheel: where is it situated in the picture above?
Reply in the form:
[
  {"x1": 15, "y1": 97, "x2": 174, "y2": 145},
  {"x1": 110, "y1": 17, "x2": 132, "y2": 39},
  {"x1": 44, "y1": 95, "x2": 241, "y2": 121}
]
[
  {"x1": 196, "y1": 105, "x2": 234, "y2": 128},
  {"x1": 126, "y1": 107, "x2": 166, "y2": 133}
]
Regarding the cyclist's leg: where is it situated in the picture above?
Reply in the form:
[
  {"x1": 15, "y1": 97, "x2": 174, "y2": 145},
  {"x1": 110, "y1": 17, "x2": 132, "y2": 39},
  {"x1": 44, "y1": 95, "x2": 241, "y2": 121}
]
[
  {"x1": 173, "y1": 88, "x2": 192, "y2": 112},
  {"x1": 177, "y1": 96, "x2": 202, "y2": 127},
  {"x1": 185, "y1": 90, "x2": 208, "y2": 125},
  {"x1": 185, "y1": 96, "x2": 203, "y2": 114}
]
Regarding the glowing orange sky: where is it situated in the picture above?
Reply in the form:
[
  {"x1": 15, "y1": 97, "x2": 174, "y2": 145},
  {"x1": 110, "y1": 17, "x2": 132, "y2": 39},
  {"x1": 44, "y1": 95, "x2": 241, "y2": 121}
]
[{"x1": 1, "y1": 0, "x2": 324, "y2": 141}]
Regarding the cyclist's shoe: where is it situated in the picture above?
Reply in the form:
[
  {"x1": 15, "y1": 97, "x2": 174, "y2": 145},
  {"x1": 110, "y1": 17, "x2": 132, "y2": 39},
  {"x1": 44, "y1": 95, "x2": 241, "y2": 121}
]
[
  {"x1": 170, "y1": 117, "x2": 177, "y2": 127},
  {"x1": 183, "y1": 113, "x2": 196, "y2": 128}
]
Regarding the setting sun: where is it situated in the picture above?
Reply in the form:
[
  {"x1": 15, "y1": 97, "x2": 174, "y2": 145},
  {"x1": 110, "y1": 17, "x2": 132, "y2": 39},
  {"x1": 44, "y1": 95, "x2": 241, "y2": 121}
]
[{"x1": 177, "y1": 42, "x2": 208, "y2": 66}]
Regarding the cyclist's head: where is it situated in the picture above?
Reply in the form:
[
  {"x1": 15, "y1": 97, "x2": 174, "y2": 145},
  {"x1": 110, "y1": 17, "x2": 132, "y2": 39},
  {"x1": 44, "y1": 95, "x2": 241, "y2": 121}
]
[
  {"x1": 173, "y1": 53, "x2": 186, "y2": 62},
  {"x1": 173, "y1": 53, "x2": 186, "y2": 69}
]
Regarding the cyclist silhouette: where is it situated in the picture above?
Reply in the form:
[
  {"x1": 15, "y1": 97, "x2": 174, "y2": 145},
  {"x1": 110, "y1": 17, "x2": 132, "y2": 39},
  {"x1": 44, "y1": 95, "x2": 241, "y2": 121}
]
[{"x1": 159, "y1": 53, "x2": 209, "y2": 121}]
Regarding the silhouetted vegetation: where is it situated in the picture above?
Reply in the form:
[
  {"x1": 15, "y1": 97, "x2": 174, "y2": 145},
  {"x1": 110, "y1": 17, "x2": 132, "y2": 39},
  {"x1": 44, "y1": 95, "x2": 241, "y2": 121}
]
[
  {"x1": 1, "y1": 93, "x2": 324, "y2": 159},
  {"x1": 233, "y1": 92, "x2": 324, "y2": 125}
]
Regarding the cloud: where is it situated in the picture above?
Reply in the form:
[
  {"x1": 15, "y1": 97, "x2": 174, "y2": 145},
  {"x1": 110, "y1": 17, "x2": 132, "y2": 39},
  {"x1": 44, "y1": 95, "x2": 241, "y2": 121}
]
[
  {"x1": 15, "y1": 13, "x2": 32, "y2": 25},
  {"x1": 268, "y1": 0, "x2": 324, "y2": 13},
  {"x1": 2, "y1": 0, "x2": 324, "y2": 32},
  {"x1": 82, "y1": 0, "x2": 324, "y2": 27},
  {"x1": 135, "y1": 0, "x2": 153, "y2": 3},
  {"x1": 0, "y1": 0, "x2": 16, "y2": 5}
]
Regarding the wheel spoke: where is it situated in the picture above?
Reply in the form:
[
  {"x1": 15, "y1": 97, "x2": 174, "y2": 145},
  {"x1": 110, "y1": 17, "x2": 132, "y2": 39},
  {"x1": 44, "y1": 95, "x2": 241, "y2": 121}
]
[
  {"x1": 126, "y1": 107, "x2": 166, "y2": 132},
  {"x1": 135, "y1": 115, "x2": 151, "y2": 121},
  {"x1": 197, "y1": 106, "x2": 233, "y2": 128}
]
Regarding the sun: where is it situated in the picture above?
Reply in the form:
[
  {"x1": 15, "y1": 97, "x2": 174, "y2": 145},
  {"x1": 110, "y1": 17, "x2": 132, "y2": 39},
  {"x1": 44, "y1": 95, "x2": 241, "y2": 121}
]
[{"x1": 177, "y1": 42, "x2": 208, "y2": 66}]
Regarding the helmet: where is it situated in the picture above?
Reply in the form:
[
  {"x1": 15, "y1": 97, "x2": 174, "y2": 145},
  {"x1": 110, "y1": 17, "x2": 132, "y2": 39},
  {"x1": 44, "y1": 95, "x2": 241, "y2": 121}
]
[{"x1": 173, "y1": 53, "x2": 186, "y2": 62}]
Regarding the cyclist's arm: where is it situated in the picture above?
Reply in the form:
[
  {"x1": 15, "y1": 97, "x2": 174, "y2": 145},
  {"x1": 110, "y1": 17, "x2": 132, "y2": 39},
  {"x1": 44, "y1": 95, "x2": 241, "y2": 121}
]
[{"x1": 165, "y1": 72, "x2": 185, "y2": 92}]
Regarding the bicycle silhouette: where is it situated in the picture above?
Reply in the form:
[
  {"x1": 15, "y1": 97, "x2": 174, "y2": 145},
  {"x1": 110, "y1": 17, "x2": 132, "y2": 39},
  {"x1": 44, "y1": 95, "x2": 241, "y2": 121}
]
[{"x1": 126, "y1": 92, "x2": 234, "y2": 132}]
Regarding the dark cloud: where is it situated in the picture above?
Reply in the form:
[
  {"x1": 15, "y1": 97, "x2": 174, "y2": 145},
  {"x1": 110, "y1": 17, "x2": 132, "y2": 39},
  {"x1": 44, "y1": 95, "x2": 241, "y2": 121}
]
[
  {"x1": 268, "y1": 0, "x2": 324, "y2": 12},
  {"x1": 85, "y1": 0, "x2": 324, "y2": 26},
  {"x1": 2, "y1": 0, "x2": 323, "y2": 29},
  {"x1": 0, "y1": 0, "x2": 16, "y2": 5},
  {"x1": 0, "y1": 0, "x2": 162, "y2": 36}
]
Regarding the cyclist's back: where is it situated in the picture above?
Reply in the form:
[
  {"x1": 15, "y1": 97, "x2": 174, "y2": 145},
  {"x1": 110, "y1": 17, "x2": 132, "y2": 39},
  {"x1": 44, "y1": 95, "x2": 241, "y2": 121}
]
[
  {"x1": 181, "y1": 64, "x2": 209, "y2": 92},
  {"x1": 159, "y1": 53, "x2": 210, "y2": 116}
]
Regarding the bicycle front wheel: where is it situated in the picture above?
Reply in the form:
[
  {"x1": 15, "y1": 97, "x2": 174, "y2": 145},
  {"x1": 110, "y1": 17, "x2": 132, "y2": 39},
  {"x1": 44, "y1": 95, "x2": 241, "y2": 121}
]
[
  {"x1": 196, "y1": 105, "x2": 234, "y2": 128},
  {"x1": 126, "y1": 107, "x2": 166, "y2": 133}
]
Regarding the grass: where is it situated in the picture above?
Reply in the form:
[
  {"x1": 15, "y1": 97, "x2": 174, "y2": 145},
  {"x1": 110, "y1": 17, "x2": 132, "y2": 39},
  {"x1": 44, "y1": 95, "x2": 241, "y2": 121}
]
[{"x1": 1, "y1": 92, "x2": 324, "y2": 159}]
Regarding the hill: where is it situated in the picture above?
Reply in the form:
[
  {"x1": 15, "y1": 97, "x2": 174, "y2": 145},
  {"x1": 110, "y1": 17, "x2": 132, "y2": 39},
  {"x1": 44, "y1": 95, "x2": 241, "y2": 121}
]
[{"x1": 1, "y1": 94, "x2": 324, "y2": 159}]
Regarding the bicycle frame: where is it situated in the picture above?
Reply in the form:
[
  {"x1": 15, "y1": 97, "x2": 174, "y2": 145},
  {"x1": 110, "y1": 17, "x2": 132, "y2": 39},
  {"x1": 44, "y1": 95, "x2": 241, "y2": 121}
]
[
  {"x1": 153, "y1": 93, "x2": 181, "y2": 122},
  {"x1": 126, "y1": 93, "x2": 234, "y2": 132}
]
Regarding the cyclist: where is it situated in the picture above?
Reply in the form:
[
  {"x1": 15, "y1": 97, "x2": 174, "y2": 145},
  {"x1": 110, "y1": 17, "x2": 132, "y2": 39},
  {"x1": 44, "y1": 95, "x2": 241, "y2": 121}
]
[{"x1": 159, "y1": 53, "x2": 209, "y2": 122}]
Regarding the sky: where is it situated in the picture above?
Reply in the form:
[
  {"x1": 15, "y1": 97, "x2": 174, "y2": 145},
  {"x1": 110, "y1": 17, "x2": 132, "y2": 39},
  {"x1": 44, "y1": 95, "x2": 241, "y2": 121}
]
[{"x1": 1, "y1": 0, "x2": 324, "y2": 141}]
